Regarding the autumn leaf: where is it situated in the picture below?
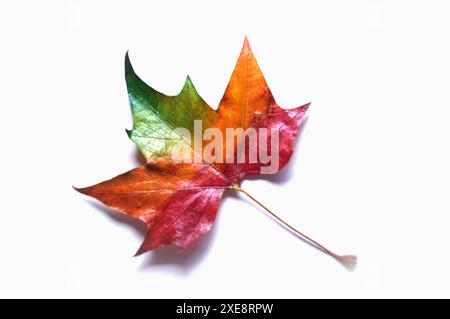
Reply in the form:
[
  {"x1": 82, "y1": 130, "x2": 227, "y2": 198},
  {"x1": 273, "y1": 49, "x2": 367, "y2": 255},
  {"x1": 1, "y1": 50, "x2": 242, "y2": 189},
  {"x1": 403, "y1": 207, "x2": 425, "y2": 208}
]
[{"x1": 75, "y1": 38, "x2": 356, "y2": 267}]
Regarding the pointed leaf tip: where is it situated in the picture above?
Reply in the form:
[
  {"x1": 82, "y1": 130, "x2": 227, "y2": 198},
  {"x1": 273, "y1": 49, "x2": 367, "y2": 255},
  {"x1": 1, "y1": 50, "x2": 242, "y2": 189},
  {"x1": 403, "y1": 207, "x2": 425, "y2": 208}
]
[
  {"x1": 184, "y1": 75, "x2": 193, "y2": 87},
  {"x1": 134, "y1": 240, "x2": 155, "y2": 257},
  {"x1": 133, "y1": 248, "x2": 144, "y2": 257},
  {"x1": 124, "y1": 51, "x2": 134, "y2": 74},
  {"x1": 73, "y1": 186, "x2": 88, "y2": 196},
  {"x1": 242, "y1": 36, "x2": 251, "y2": 53},
  {"x1": 301, "y1": 102, "x2": 311, "y2": 112},
  {"x1": 180, "y1": 74, "x2": 196, "y2": 94}
]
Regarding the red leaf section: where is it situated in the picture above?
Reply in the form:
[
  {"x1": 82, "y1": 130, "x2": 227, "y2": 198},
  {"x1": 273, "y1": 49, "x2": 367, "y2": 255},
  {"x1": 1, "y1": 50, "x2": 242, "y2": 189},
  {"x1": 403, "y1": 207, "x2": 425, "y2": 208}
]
[{"x1": 76, "y1": 163, "x2": 228, "y2": 255}]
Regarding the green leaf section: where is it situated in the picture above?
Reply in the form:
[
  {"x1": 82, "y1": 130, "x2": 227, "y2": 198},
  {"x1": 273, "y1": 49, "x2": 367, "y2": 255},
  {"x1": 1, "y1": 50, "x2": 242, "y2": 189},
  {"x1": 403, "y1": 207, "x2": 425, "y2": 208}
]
[{"x1": 125, "y1": 53, "x2": 217, "y2": 161}]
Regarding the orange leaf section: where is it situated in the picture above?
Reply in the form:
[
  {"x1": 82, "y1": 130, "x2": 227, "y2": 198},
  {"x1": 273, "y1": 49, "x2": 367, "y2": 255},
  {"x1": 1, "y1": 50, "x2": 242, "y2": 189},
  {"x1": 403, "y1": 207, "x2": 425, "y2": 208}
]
[{"x1": 216, "y1": 37, "x2": 273, "y2": 130}]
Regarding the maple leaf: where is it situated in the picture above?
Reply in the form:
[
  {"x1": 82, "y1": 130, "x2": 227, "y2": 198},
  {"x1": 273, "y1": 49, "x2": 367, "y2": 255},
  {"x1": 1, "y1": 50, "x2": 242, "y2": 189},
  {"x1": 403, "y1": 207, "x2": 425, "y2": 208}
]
[{"x1": 75, "y1": 38, "x2": 356, "y2": 267}]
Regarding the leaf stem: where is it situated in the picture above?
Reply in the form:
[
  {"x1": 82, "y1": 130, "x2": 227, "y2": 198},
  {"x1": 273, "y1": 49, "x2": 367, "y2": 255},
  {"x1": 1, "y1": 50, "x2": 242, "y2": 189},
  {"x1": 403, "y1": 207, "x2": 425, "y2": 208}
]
[{"x1": 236, "y1": 186, "x2": 357, "y2": 269}]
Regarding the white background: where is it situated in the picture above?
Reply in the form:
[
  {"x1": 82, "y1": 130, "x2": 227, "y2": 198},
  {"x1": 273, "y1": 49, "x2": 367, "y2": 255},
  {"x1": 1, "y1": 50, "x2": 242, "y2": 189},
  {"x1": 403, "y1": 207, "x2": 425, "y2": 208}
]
[{"x1": 1, "y1": 0, "x2": 449, "y2": 298}]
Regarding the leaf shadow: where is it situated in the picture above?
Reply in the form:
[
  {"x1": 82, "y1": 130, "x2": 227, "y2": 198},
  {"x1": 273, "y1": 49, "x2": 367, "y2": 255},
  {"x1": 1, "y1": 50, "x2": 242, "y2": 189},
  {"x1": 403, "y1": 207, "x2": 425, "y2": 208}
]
[
  {"x1": 85, "y1": 196, "x2": 228, "y2": 274},
  {"x1": 137, "y1": 192, "x2": 239, "y2": 274},
  {"x1": 136, "y1": 230, "x2": 214, "y2": 275},
  {"x1": 130, "y1": 147, "x2": 147, "y2": 166},
  {"x1": 86, "y1": 200, "x2": 147, "y2": 238},
  {"x1": 245, "y1": 116, "x2": 309, "y2": 185}
]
